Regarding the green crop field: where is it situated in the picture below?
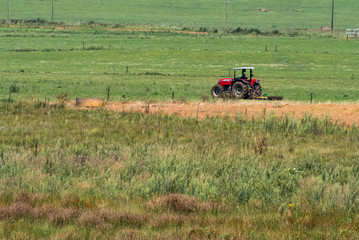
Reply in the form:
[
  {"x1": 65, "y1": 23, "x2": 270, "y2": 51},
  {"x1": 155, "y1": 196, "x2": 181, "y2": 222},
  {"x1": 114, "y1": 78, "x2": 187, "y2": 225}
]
[{"x1": 0, "y1": 26, "x2": 359, "y2": 103}]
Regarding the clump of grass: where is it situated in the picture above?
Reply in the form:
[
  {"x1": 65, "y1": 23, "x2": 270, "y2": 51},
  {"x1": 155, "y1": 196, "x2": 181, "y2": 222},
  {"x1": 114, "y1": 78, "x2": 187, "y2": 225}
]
[
  {"x1": 56, "y1": 92, "x2": 69, "y2": 102},
  {"x1": 201, "y1": 94, "x2": 210, "y2": 102},
  {"x1": 0, "y1": 201, "x2": 146, "y2": 227},
  {"x1": 147, "y1": 194, "x2": 201, "y2": 213},
  {"x1": 78, "y1": 209, "x2": 146, "y2": 227},
  {"x1": 147, "y1": 194, "x2": 230, "y2": 214},
  {"x1": 8, "y1": 84, "x2": 20, "y2": 102},
  {"x1": 253, "y1": 137, "x2": 267, "y2": 154}
]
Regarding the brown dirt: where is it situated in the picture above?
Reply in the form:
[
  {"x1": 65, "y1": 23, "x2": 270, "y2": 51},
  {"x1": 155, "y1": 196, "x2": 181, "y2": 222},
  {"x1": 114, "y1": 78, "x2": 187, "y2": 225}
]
[{"x1": 105, "y1": 101, "x2": 359, "y2": 126}]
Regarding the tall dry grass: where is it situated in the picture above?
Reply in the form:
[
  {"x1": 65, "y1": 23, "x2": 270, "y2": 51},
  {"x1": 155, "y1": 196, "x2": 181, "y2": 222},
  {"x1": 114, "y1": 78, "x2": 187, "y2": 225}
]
[{"x1": 0, "y1": 101, "x2": 358, "y2": 238}]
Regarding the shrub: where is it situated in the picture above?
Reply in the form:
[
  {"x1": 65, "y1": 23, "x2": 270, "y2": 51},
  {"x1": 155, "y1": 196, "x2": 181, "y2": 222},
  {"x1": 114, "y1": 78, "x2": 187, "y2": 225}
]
[
  {"x1": 8, "y1": 84, "x2": 20, "y2": 102},
  {"x1": 201, "y1": 95, "x2": 210, "y2": 102},
  {"x1": 56, "y1": 92, "x2": 69, "y2": 102}
]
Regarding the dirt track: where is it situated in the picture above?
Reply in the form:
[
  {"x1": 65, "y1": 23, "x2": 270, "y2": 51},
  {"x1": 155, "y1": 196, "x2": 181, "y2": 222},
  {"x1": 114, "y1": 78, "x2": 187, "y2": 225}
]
[{"x1": 105, "y1": 101, "x2": 359, "y2": 126}]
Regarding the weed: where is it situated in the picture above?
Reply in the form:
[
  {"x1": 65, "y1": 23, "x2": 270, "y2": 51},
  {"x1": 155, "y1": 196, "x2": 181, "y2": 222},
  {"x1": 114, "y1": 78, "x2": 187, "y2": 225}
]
[
  {"x1": 8, "y1": 84, "x2": 19, "y2": 103},
  {"x1": 201, "y1": 95, "x2": 210, "y2": 102},
  {"x1": 56, "y1": 92, "x2": 69, "y2": 102},
  {"x1": 253, "y1": 137, "x2": 267, "y2": 155}
]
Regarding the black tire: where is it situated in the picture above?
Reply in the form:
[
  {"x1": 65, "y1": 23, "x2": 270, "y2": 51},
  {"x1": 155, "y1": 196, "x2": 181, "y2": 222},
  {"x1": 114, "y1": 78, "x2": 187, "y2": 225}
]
[
  {"x1": 253, "y1": 84, "x2": 262, "y2": 98},
  {"x1": 231, "y1": 82, "x2": 247, "y2": 99},
  {"x1": 211, "y1": 84, "x2": 224, "y2": 98}
]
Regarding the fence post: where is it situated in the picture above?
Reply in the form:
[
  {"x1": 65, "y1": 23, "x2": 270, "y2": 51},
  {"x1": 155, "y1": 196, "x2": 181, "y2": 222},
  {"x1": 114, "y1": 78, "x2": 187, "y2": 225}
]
[
  {"x1": 107, "y1": 86, "x2": 110, "y2": 101},
  {"x1": 310, "y1": 93, "x2": 313, "y2": 104}
]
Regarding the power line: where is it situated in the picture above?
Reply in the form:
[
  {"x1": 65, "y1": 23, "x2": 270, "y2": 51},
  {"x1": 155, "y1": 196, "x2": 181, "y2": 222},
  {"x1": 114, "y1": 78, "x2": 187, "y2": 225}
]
[
  {"x1": 7, "y1": 0, "x2": 10, "y2": 24},
  {"x1": 331, "y1": 0, "x2": 335, "y2": 37},
  {"x1": 52, "y1": 0, "x2": 54, "y2": 23},
  {"x1": 226, "y1": 0, "x2": 228, "y2": 29}
]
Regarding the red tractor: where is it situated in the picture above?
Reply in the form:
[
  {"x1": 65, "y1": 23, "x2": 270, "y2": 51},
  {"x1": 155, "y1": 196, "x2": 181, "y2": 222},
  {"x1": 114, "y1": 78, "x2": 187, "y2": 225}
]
[{"x1": 211, "y1": 67, "x2": 262, "y2": 99}]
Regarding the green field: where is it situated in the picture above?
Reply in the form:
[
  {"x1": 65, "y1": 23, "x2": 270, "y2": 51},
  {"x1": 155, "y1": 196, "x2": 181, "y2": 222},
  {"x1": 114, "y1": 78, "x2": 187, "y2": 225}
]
[
  {"x1": 1, "y1": 0, "x2": 359, "y2": 30},
  {"x1": 1, "y1": 26, "x2": 359, "y2": 103}
]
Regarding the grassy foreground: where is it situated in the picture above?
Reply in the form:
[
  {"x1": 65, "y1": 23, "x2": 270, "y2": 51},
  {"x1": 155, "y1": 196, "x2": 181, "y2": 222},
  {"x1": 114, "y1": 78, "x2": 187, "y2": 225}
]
[{"x1": 0, "y1": 101, "x2": 358, "y2": 239}]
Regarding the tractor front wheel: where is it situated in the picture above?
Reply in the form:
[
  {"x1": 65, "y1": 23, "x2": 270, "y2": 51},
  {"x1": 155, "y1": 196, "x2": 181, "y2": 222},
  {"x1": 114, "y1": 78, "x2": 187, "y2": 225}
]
[
  {"x1": 231, "y1": 82, "x2": 247, "y2": 99},
  {"x1": 211, "y1": 84, "x2": 224, "y2": 98}
]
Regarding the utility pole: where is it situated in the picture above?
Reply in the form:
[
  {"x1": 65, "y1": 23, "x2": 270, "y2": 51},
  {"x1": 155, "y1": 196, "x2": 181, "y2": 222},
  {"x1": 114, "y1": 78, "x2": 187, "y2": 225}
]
[
  {"x1": 7, "y1": 0, "x2": 10, "y2": 24},
  {"x1": 226, "y1": 0, "x2": 228, "y2": 29},
  {"x1": 331, "y1": 0, "x2": 335, "y2": 37},
  {"x1": 52, "y1": 0, "x2": 54, "y2": 23}
]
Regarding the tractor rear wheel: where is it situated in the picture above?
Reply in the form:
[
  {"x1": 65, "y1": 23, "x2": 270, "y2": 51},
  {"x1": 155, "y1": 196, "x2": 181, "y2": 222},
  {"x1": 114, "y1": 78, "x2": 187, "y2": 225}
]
[
  {"x1": 231, "y1": 82, "x2": 247, "y2": 99},
  {"x1": 211, "y1": 84, "x2": 224, "y2": 98}
]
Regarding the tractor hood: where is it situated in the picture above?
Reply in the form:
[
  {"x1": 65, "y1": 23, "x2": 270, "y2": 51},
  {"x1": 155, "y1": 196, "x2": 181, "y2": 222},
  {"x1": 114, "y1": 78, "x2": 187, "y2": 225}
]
[{"x1": 218, "y1": 78, "x2": 233, "y2": 86}]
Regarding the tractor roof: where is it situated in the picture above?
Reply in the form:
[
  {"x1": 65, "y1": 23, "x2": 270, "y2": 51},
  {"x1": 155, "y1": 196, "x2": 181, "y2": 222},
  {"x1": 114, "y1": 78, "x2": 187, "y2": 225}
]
[{"x1": 233, "y1": 67, "x2": 254, "y2": 70}]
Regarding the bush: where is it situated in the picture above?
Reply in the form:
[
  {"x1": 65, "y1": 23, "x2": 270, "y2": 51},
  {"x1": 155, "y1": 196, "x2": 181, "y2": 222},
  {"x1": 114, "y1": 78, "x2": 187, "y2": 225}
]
[{"x1": 56, "y1": 92, "x2": 69, "y2": 102}]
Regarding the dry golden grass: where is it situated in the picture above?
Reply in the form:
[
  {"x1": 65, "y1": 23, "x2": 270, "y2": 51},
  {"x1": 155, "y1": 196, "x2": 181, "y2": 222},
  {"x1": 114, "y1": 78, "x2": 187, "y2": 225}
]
[{"x1": 146, "y1": 194, "x2": 229, "y2": 214}]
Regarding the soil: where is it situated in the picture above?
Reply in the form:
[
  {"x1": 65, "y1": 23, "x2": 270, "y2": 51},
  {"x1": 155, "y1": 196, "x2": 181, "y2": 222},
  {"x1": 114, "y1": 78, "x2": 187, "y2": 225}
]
[{"x1": 105, "y1": 101, "x2": 359, "y2": 127}]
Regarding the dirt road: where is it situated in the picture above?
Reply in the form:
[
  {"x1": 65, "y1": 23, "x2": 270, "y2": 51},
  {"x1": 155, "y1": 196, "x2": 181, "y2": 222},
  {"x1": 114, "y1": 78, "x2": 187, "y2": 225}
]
[{"x1": 105, "y1": 101, "x2": 359, "y2": 126}]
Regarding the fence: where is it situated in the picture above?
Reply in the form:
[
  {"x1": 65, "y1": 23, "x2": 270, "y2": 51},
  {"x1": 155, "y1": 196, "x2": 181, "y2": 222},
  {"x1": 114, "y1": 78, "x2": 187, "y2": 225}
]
[{"x1": 346, "y1": 29, "x2": 359, "y2": 39}]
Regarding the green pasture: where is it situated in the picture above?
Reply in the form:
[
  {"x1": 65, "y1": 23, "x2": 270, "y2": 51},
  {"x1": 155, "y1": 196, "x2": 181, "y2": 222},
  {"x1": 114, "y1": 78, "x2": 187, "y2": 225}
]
[
  {"x1": 0, "y1": 0, "x2": 359, "y2": 30},
  {"x1": 0, "y1": 26, "x2": 359, "y2": 102}
]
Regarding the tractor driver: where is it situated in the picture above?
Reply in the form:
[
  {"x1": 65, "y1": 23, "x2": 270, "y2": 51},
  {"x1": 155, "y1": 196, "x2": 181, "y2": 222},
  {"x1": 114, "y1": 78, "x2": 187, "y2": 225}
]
[{"x1": 241, "y1": 69, "x2": 247, "y2": 79}]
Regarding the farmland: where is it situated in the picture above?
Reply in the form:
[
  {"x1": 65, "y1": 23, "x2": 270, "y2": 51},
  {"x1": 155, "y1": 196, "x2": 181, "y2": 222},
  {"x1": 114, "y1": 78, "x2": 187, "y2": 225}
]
[
  {"x1": 0, "y1": 26, "x2": 359, "y2": 102},
  {"x1": 1, "y1": 0, "x2": 359, "y2": 238}
]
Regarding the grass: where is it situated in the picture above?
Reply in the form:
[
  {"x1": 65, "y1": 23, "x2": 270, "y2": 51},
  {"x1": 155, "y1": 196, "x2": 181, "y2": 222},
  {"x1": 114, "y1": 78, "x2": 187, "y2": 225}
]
[
  {"x1": 0, "y1": 25, "x2": 359, "y2": 102},
  {"x1": 0, "y1": 101, "x2": 358, "y2": 238},
  {"x1": 0, "y1": 0, "x2": 359, "y2": 30}
]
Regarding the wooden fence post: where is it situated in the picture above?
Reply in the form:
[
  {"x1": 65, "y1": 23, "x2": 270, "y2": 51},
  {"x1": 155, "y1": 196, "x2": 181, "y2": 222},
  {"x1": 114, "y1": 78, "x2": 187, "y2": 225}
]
[{"x1": 310, "y1": 93, "x2": 313, "y2": 104}]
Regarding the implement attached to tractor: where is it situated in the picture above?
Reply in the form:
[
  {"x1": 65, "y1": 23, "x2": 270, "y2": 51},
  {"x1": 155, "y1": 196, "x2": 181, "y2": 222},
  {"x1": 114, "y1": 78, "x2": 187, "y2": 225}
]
[
  {"x1": 211, "y1": 67, "x2": 283, "y2": 100},
  {"x1": 253, "y1": 96, "x2": 284, "y2": 101}
]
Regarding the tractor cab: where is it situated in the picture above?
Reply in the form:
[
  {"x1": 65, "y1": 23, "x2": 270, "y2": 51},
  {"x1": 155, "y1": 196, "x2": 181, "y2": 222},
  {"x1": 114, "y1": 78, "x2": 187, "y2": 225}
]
[{"x1": 233, "y1": 67, "x2": 254, "y2": 84}]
